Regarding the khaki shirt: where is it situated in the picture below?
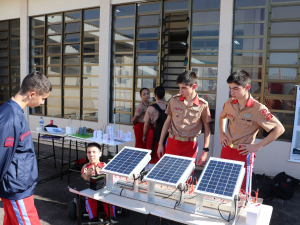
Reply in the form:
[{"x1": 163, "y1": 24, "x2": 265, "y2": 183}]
[
  {"x1": 223, "y1": 94, "x2": 282, "y2": 145},
  {"x1": 165, "y1": 94, "x2": 211, "y2": 138},
  {"x1": 81, "y1": 162, "x2": 105, "y2": 181},
  {"x1": 144, "y1": 102, "x2": 167, "y2": 125},
  {"x1": 135, "y1": 101, "x2": 150, "y2": 123}
]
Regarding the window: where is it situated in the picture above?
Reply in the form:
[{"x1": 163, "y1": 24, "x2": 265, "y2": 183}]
[
  {"x1": 110, "y1": 0, "x2": 221, "y2": 131},
  {"x1": 30, "y1": 8, "x2": 100, "y2": 121},
  {"x1": 0, "y1": 19, "x2": 20, "y2": 106},
  {"x1": 233, "y1": 0, "x2": 299, "y2": 141}
]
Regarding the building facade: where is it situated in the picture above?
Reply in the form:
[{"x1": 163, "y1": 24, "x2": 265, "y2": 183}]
[{"x1": 0, "y1": 0, "x2": 299, "y2": 178}]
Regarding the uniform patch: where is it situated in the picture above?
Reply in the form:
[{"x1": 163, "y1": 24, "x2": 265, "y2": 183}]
[
  {"x1": 227, "y1": 114, "x2": 233, "y2": 118},
  {"x1": 192, "y1": 107, "x2": 199, "y2": 112},
  {"x1": 174, "y1": 107, "x2": 182, "y2": 111},
  {"x1": 265, "y1": 113, "x2": 273, "y2": 121},
  {"x1": 4, "y1": 136, "x2": 14, "y2": 147},
  {"x1": 20, "y1": 131, "x2": 31, "y2": 142},
  {"x1": 260, "y1": 109, "x2": 268, "y2": 116},
  {"x1": 244, "y1": 113, "x2": 252, "y2": 118},
  {"x1": 136, "y1": 108, "x2": 141, "y2": 113}
]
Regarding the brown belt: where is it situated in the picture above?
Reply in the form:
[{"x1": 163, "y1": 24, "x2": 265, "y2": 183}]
[
  {"x1": 169, "y1": 134, "x2": 197, "y2": 142},
  {"x1": 228, "y1": 143, "x2": 242, "y2": 149}
]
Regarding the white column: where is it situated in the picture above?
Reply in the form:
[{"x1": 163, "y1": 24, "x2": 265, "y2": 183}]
[
  {"x1": 98, "y1": 0, "x2": 112, "y2": 126},
  {"x1": 20, "y1": 0, "x2": 30, "y2": 122},
  {"x1": 213, "y1": 0, "x2": 234, "y2": 157}
]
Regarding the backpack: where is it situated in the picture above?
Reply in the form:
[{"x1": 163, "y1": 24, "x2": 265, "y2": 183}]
[
  {"x1": 273, "y1": 172, "x2": 300, "y2": 200},
  {"x1": 150, "y1": 103, "x2": 168, "y2": 152},
  {"x1": 252, "y1": 173, "x2": 274, "y2": 203}
]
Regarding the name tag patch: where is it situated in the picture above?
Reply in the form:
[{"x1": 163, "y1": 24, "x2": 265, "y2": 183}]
[
  {"x1": 192, "y1": 107, "x2": 199, "y2": 112},
  {"x1": 227, "y1": 114, "x2": 233, "y2": 118},
  {"x1": 244, "y1": 113, "x2": 252, "y2": 118},
  {"x1": 174, "y1": 107, "x2": 182, "y2": 111},
  {"x1": 4, "y1": 136, "x2": 14, "y2": 147}
]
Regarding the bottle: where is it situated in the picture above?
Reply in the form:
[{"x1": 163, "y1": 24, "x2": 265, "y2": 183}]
[{"x1": 39, "y1": 116, "x2": 44, "y2": 130}]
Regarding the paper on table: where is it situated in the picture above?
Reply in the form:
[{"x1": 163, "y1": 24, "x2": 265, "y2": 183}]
[{"x1": 46, "y1": 127, "x2": 65, "y2": 134}]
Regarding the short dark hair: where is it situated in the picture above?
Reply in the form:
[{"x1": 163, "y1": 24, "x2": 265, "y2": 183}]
[
  {"x1": 87, "y1": 142, "x2": 102, "y2": 152},
  {"x1": 20, "y1": 71, "x2": 52, "y2": 95},
  {"x1": 176, "y1": 71, "x2": 197, "y2": 87},
  {"x1": 227, "y1": 70, "x2": 251, "y2": 87},
  {"x1": 140, "y1": 87, "x2": 149, "y2": 95},
  {"x1": 154, "y1": 86, "x2": 165, "y2": 100}
]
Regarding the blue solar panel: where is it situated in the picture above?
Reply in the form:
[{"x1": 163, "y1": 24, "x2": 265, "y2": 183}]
[
  {"x1": 145, "y1": 155, "x2": 193, "y2": 184},
  {"x1": 104, "y1": 148, "x2": 148, "y2": 175},
  {"x1": 196, "y1": 160, "x2": 242, "y2": 197}
]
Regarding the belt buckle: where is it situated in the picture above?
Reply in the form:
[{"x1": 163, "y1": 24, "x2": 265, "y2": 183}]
[
  {"x1": 178, "y1": 137, "x2": 185, "y2": 141},
  {"x1": 228, "y1": 143, "x2": 233, "y2": 148}
]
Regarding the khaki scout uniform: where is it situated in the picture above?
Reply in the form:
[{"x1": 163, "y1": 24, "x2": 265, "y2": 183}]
[
  {"x1": 134, "y1": 101, "x2": 150, "y2": 148},
  {"x1": 144, "y1": 102, "x2": 167, "y2": 164},
  {"x1": 164, "y1": 94, "x2": 211, "y2": 159},
  {"x1": 221, "y1": 94, "x2": 282, "y2": 195}
]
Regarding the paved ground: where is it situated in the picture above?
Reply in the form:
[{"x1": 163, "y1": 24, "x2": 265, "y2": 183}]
[{"x1": 0, "y1": 141, "x2": 299, "y2": 225}]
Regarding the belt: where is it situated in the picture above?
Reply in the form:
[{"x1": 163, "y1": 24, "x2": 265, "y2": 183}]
[
  {"x1": 228, "y1": 143, "x2": 242, "y2": 149},
  {"x1": 169, "y1": 134, "x2": 197, "y2": 142}
]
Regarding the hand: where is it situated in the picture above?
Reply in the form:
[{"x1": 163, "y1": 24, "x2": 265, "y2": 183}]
[
  {"x1": 86, "y1": 166, "x2": 95, "y2": 178},
  {"x1": 220, "y1": 132, "x2": 229, "y2": 148},
  {"x1": 142, "y1": 135, "x2": 146, "y2": 143},
  {"x1": 196, "y1": 151, "x2": 208, "y2": 167},
  {"x1": 157, "y1": 144, "x2": 164, "y2": 158},
  {"x1": 237, "y1": 144, "x2": 262, "y2": 155}
]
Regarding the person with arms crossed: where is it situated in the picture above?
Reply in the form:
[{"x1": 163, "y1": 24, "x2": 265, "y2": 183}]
[
  {"x1": 157, "y1": 71, "x2": 211, "y2": 166},
  {"x1": 0, "y1": 71, "x2": 52, "y2": 225},
  {"x1": 219, "y1": 70, "x2": 285, "y2": 197}
]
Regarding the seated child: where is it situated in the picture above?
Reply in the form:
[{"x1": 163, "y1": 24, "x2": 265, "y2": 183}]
[{"x1": 81, "y1": 143, "x2": 115, "y2": 222}]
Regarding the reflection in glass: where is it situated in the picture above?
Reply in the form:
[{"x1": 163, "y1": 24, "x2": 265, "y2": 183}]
[
  {"x1": 165, "y1": 1, "x2": 188, "y2": 11},
  {"x1": 267, "y1": 83, "x2": 296, "y2": 96},
  {"x1": 112, "y1": 101, "x2": 132, "y2": 112},
  {"x1": 48, "y1": 56, "x2": 60, "y2": 65},
  {"x1": 0, "y1": 41, "x2": 8, "y2": 49},
  {"x1": 235, "y1": 9, "x2": 265, "y2": 22},
  {"x1": 234, "y1": 38, "x2": 264, "y2": 51},
  {"x1": 113, "y1": 77, "x2": 133, "y2": 88},
  {"x1": 136, "y1": 78, "x2": 156, "y2": 88},
  {"x1": 11, "y1": 49, "x2": 20, "y2": 56},
  {"x1": 196, "y1": 80, "x2": 217, "y2": 92},
  {"x1": 64, "y1": 55, "x2": 79, "y2": 64},
  {"x1": 64, "y1": 98, "x2": 80, "y2": 107},
  {"x1": 0, "y1": 31, "x2": 8, "y2": 40},
  {"x1": 63, "y1": 109, "x2": 80, "y2": 119},
  {"x1": 194, "y1": 67, "x2": 217, "y2": 78},
  {"x1": 114, "y1": 29, "x2": 134, "y2": 41},
  {"x1": 113, "y1": 65, "x2": 133, "y2": 76},
  {"x1": 193, "y1": 11, "x2": 220, "y2": 24},
  {"x1": 0, "y1": 21, "x2": 8, "y2": 30},
  {"x1": 270, "y1": 53, "x2": 298, "y2": 65},
  {"x1": 139, "y1": 3, "x2": 160, "y2": 13},
  {"x1": 83, "y1": 32, "x2": 99, "y2": 42},
  {"x1": 192, "y1": 39, "x2": 219, "y2": 51},
  {"x1": 48, "y1": 46, "x2": 61, "y2": 54},
  {"x1": 83, "y1": 77, "x2": 98, "y2": 86},
  {"x1": 47, "y1": 66, "x2": 60, "y2": 75},
  {"x1": 11, "y1": 39, "x2": 20, "y2": 48},
  {"x1": 192, "y1": 25, "x2": 219, "y2": 37},
  {"x1": 47, "y1": 77, "x2": 60, "y2": 86},
  {"x1": 137, "y1": 53, "x2": 157, "y2": 64},
  {"x1": 137, "y1": 66, "x2": 157, "y2": 76},
  {"x1": 11, "y1": 86, "x2": 20, "y2": 94},
  {"x1": 0, "y1": 50, "x2": 8, "y2": 57},
  {"x1": 271, "y1": 22, "x2": 300, "y2": 34},
  {"x1": 0, "y1": 94, "x2": 10, "y2": 102},
  {"x1": 84, "y1": 20, "x2": 100, "y2": 31},
  {"x1": 114, "y1": 54, "x2": 133, "y2": 64},
  {"x1": 64, "y1": 89, "x2": 79, "y2": 97},
  {"x1": 138, "y1": 28, "x2": 159, "y2": 39},
  {"x1": 32, "y1": 67, "x2": 43, "y2": 74},
  {"x1": 112, "y1": 89, "x2": 132, "y2": 100},
  {"x1": 139, "y1": 15, "x2": 159, "y2": 26},
  {"x1": 31, "y1": 37, "x2": 44, "y2": 46},
  {"x1": 47, "y1": 35, "x2": 61, "y2": 44},
  {"x1": 83, "y1": 66, "x2": 99, "y2": 75},
  {"x1": 270, "y1": 37, "x2": 299, "y2": 49},
  {"x1": 0, "y1": 68, "x2": 8, "y2": 75},
  {"x1": 269, "y1": 68, "x2": 297, "y2": 80},
  {"x1": 193, "y1": 0, "x2": 220, "y2": 10},
  {"x1": 236, "y1": 0, "x2": 265, "y2": 7},
  {"x1": 191, "y1": 53, "x2": 218, "y2": 64},
  {"x1": 65, "y1": 33, "x2": 80, "y2": 43},
  {"x1": 198, "y1": 93, "x2": 216, "y2": 106},
  {"x1": 65, "y1": 12, "x2": 81, "y2": 21},
  {"x1": 84, "y1": 8, "x2": 100, "y2": 20},
  {"x1": 64, "y1": 77, "x2": 79, "y2": 86},
  {"x1": 233, "y1": 53, "x2": 263, "y2": 65},
  {"x1": 47, "y1": 14, "x2": 62, "y2": 23},
  {"x1": 83, "y1": 88, "x2": 98, "y2": 98},
  {"x1": 65, "y1": 23, "x2": 80, "y2": 33},
  {"x1": 31, "y1": 27, "x2": 44, "y2": 36},
  {"x1": 114, "y1": 113, "x2": 131, "y2": 123},
  {"x1": 11, "y1": 76, "x2": 20, "y2": 84},
  {"x1": 114, "y1": 42, "x2": 133, "y2": 52},
  {"x1": 0, "y1": 59, "x2": 8, "y2": 66},
  {"x1": 31, "y1": 57, "x2": 42, "y2": 66},
  {"x1": 83, "y1": 44, "x2": 99, "y2": 53},
  {"x1": 83, "y1": 55, "x2": 99, "y2": 64},
  {"x1": 11, "y1": 68, "x2": 20, "y2": 75},
  {"x1": 65, "y1": 45, "x2": 79, "y2": 54},
  {"x1": 10, "y1": 30, "x2": 20, "y2": 38},
  {"x1": 234, "y1": 23, "x2": 264, "y2": 36},
  {"x1": 47, "y1": 97, "x2": 61, "y2": 107},
  {"x1": 138, "y1": 41, "x2": 158, "y2": 51},
  {"x1": 31, "y1": 16, "x2": 44, "y2": 26},
  {"x1": 115, "y1": 17, "x2": 134, "y2": 29},
  {"x1": 115, "y1": 5, "x2": 135, "y2": 17},
  {"x1": 272, "y1": 6, "x2": 300, "y2": 19},
  {"x1": 64, "y1": 66, "x2": 79, "y2": 75},
  {"x1": 47, "y1": 25, "x2": 61, "y2": 34}
]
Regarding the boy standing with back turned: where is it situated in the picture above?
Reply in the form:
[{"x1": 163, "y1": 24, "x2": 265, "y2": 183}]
[
  {"x1": 220, "y1": 70, "x2": 285, "y2": 196},
  {"x1": 157, "y1": 71, "x2": 211, "y2": 166}
]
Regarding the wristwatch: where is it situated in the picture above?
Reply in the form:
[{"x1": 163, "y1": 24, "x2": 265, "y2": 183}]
[{"x1": 203, "y1": 148, "x2": 209, "y2": 152}]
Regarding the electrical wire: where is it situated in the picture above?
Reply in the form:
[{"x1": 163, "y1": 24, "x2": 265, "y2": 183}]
[{"x1": 217, "y1": 198, "x2": 238, "y2": 222}]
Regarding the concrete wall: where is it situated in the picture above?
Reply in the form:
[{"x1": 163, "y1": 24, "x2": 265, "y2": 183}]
[{"x1": 1, "y1": 0, "x2": 298, "y2": 179}]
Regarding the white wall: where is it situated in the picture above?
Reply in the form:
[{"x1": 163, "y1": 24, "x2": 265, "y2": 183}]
[{"x1": 0, "y1": 0, "x2": 20, "y2": 20}]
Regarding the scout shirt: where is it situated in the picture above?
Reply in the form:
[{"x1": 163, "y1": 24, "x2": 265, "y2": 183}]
[
  {"x1": 143, "y1": 102, "x2": 166, "y2": 125},
  {"x1": 165, "y1": 94, "x2": 211, "y2": 138},
  {"x1": 135, "y1": 101, "x2": 150, "y2": 123},
  {"x1": 223, "y1": 94, "x2": 282, "y2": 145},
  {"x1": 81, "y1": 162, "x2": 105, "y2": 181}
]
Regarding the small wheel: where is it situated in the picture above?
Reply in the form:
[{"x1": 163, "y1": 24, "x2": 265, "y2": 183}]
[{"x1": 68, "y1": 201, "x2": 77, "y2": 220}]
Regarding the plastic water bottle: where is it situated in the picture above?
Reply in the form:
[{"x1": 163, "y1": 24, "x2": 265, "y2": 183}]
[{"x1": 39, "y1": 116, "x2": 44, "y2": 130}]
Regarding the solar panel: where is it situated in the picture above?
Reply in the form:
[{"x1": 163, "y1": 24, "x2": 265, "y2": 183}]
[
  {"x1": 101, "y1": 147, "x2": 151, "y2": 177},
  {"x1": 144, "y1": 154, "x2": 194, "y2": 187},
  {"x1": 194, "y1": 158, "x2": 244, "y2": 200}
]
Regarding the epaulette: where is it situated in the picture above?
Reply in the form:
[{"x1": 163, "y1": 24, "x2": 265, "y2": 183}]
[
  {"x1": 198, "y1": 97, "x2": 208, "y2": 105},
  {"x1": 225, "y1": 97, "x2": 234, "y2": 103},
  {"x1": 172, "y1": 94, "x2": 181, "y2": 98}
]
